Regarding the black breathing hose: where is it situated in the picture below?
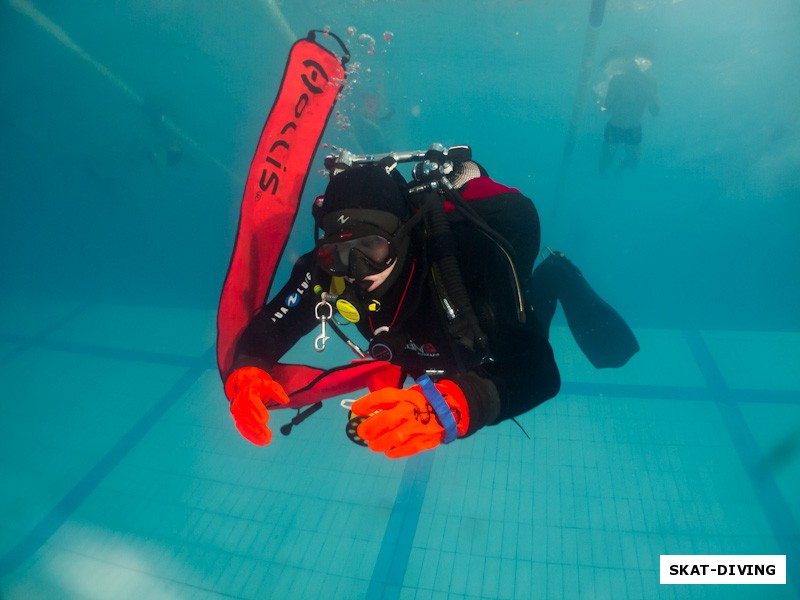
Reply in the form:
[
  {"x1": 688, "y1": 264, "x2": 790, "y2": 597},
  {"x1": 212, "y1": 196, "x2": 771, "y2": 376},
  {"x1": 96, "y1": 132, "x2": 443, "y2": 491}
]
[{"x1": 422, "y1": 189, "x2": 488, "y2": 353}]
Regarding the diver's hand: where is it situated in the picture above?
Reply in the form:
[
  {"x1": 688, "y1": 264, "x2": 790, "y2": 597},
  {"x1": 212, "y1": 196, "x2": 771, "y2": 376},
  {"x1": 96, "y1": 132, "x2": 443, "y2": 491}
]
[
  {"x1": 224, "y1": 367, "x2": 290, "y2": 446},
  {"x1": 351, "y1": 379, "x2": 469, "y2": 459}
]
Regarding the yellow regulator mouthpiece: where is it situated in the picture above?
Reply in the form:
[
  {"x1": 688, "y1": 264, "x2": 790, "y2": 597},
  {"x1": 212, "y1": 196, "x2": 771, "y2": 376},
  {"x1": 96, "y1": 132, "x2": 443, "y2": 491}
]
[{"x1": 335, "y1": 298, "x2": 361, "y2": 323}]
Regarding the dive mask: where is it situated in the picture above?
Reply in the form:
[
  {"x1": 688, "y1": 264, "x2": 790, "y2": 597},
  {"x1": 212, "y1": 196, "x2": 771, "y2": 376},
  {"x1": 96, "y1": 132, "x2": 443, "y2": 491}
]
[{"x1": 316, "y1": 209, "x2": 404, "y2": 282}]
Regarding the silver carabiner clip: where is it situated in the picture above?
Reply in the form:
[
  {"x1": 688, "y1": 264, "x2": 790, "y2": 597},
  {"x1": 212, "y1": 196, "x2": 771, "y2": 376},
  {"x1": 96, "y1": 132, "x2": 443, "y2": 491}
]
[{"x1": 314, "y1": 299, "x2": 333, "y2": 352}]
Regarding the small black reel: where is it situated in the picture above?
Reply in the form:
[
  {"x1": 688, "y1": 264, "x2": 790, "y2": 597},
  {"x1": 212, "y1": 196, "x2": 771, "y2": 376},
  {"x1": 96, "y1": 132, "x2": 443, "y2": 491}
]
[{"x1": 345, "y1": 411, "x2": 369, "y2": 446}]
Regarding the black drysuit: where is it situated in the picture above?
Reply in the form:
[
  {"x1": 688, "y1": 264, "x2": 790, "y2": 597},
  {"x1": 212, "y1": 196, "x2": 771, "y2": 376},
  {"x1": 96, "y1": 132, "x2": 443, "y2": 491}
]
[{"x1": 231, "y1": 179, "x2": 561, "y2": 436}]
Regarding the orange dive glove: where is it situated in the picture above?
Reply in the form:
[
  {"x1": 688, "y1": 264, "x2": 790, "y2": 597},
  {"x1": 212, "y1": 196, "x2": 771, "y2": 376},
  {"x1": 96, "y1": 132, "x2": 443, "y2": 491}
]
[
  {"x1": 351, "y1": 376, "x2": 470, "y2": 459},
  {"x1": 225, "y1": 366, "x2": 290, "y2": 446}
]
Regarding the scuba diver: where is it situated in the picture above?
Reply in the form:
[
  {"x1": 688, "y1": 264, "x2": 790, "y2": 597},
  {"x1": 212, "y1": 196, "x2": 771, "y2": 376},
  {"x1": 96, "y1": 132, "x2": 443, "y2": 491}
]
[{"x1": 224, "y1": 145, "x2": 638, "y2": 459}]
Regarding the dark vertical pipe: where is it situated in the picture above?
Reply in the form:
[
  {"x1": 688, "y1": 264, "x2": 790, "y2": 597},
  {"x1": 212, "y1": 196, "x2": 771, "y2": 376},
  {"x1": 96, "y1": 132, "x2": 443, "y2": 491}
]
[
  {"x1": 551, "y1": 0, "x2": 607, "y2": 234},
  {"x1": 589, "y1": 0, "x2": 607, "y2": 28}
]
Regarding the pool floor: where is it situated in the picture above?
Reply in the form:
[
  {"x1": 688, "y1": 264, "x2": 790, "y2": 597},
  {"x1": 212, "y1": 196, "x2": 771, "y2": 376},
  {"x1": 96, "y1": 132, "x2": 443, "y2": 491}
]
[{"x1": 0, "y1": 296, "x2": 798, "y2": 599}]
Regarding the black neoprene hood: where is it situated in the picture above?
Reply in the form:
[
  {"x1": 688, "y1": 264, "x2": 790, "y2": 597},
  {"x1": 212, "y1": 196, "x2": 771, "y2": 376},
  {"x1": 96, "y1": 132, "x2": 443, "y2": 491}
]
[{"x1": 314, "y1": 165, "x2": 410, "y2": 228}]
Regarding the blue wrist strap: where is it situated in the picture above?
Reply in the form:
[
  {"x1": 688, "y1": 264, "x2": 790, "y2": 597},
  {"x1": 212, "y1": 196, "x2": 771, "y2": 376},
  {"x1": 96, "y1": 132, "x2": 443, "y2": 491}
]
[{"x1": 415, "y1": 374, "x2": 458, "y2": 444}]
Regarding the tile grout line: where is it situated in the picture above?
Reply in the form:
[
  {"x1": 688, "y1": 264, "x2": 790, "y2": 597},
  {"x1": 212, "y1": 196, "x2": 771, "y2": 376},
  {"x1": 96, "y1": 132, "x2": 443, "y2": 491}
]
[
  {"x1": 559, "y1": 382, "x2": 800, "y2": 405},
  {"x1": 366, "y1": 451, "x2": 435, "y2": 600},
  {"x1": 0, "y1": 333, "x2": 208, "y2": 368},
  {"x1": 0, "y1": 302, "x2": 94, "y2": 368}
]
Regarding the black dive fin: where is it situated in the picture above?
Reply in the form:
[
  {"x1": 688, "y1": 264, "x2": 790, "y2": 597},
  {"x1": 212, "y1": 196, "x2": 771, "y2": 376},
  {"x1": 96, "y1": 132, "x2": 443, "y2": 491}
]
[{"x1": 530, "y1": 252, "x2": 639, "y2": 368}]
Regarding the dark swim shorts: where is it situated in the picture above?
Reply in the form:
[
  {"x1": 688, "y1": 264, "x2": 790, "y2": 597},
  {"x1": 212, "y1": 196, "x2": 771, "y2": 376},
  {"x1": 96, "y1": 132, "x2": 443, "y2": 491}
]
[{"x1": 604, "y1": 123, "x2": 642, "y2": 145}]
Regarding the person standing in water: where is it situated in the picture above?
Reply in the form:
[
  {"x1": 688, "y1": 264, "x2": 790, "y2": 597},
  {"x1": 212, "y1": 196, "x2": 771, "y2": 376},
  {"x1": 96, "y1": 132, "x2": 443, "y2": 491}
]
[{"x1": 598, "y1": 58, "x2": 660, "y2": 174}]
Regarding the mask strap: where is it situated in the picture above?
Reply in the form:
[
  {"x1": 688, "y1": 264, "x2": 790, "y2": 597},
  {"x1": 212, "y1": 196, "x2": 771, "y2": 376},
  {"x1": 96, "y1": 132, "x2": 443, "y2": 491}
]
[{"x1": 391, "y1": 205, "x2": 427, "y2": 245}]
